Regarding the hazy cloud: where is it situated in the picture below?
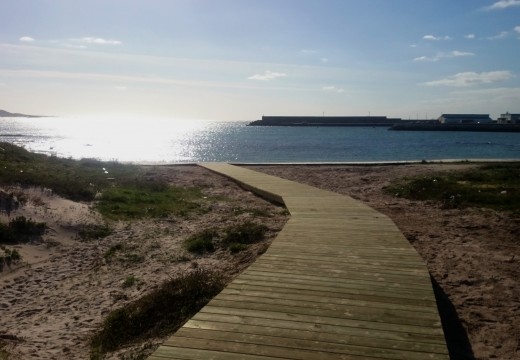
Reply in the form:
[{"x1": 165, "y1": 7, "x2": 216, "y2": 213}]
[
  {"x1": 515, "y1": 26, "x2": 520, "y2": 35},
  {"x1": 485, "y1": 0, "x2": 520, "y2": 10},
  {"x1": 423, "y1": 34, "x2": 452, "y2": 41},
  {"x1": 322, "y1": 86, "x2": 345, "y2": 93},
  {"x1": 413, "y1": 50, "x2": 475, "y2": 62},
  {"x1": 19, "y1": 36, "x2": 35, "y2": 42},
  {"x1": 321, "y1": 58, "x2": 329, "y2": 63},
  {"x1": 423, "y1": 71, "x2": 513, "y2": 87},
  {"x1": 451, "y1": 50, "x2": 475, "y2": 57},
  {"x1": 299, "y1": 49, "x2": 317, "y2": 55},
  {"x1": 413, "y1": 56, "x2": 438, "y2": 62},
  {"x1": 248, "y1": 70, "x2": 287, "y2": 81},
  {"x1": 484, "y1": 31, "x2": 508, "y2": 40},
  {"x1": 465, "y1": 34, "x2": 476, "y2": 39},
  {"x1": 75, "y1": 37, "x2": 122, "y2": 45}
]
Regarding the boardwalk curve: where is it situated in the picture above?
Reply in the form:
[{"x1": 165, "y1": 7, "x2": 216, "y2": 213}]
[{"x1": 149, "y1": 163, "x2": 448, "y2": 360}]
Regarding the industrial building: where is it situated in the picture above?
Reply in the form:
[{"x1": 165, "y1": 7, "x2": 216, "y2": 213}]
[
  {"x1": 437, "y1": 114, "x2": 493, "y2": 124},
  {"x1": 497, "y1": 112, "x2": 520, "y2": 124}
]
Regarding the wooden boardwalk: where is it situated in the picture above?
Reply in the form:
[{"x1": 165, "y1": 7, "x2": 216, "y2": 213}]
[{"x1": 149, "y1": 163, "x2": 448, "y2": 360}]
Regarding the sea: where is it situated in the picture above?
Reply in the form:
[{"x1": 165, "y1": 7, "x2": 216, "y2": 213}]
[{"x1": 1, "y1": 116, "x2": 519, "y2": 164}]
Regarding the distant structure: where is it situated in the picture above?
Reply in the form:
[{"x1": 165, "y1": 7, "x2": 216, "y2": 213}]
[
  {"x1": 497, "y1": 112, "x2": 520, "y2": 124},
  {"x1": 437, "y1": 114, "x2": 493, "y2": 124},
  {"x1": 249, "y1": 116, "x2": 402, "y2": 126}
]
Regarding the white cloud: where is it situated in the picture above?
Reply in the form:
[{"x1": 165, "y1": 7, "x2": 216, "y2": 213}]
[
  {"x1": 322, "y1": 86, "x2": 345, "y2": 93},
  {"x1": 76, "y1": 37, "x2": 122, "y2": 45},
  {"x1": 413, "y1": 50, "x2": 474, "y2": 62},
  {"x1": 485, "y1": 31, "x2": 508, "y2": 40},
  {"x1": 414, "y1": 56, "x2": 438, "y2": 62},
  {"x1": 248, "y1": 70, "x2": 287, "y2": 81},
  {"x1": 451, "y1": 50, "x2": 475, "y2": 57},
  {"x1": 299, "y1": 49, "x2": 317, "y2": 55},
  {"x1": 409, "y1": 44, "x2": 417, "y2": 48},
  {"x1": 423, "y1": 71, "x2": 513, "y2": 87},
  {"x1": 515, "y1": 26, "x2": 520, "y2": 34},
  {"x1": 423, "y1": 35, "x2": 452, "y2": 41},
  {"x1": 115, "y1": 86, "x2": 127, "y2": 90},
  {"x1": 19, "y1": 36, "x2": 35, "y2": 42},
  {"x1": 465, "y1": 34, "x2": 476, "y2": 39},
  {"x1": 485, "y1": 0, "x2": 520, "y2": 10},
  {"x1": 321, "y1": 58, "x2": 329, "y2": 63}
]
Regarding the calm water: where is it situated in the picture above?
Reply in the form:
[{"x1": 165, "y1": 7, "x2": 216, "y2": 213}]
[{"x1": 1, "y1": 116, "x2": 519, "y2": 163}]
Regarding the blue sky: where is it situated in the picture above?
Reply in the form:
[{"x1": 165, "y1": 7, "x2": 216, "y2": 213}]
[{"x1": 0, "y1": 0, "x2": 519, "y2": 120}]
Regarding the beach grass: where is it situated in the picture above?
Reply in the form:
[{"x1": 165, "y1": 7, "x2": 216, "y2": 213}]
[
  {"x1": 96, "y1": 185, "x2": 203, "y2": 220},
  {"x1": 0, "y1": 216, "x2": 46, "y2": 244},
  {"x1": 385, "y1": 162, "x2": 520, "y2": 211},
  {"x1": 0, "y1": 142, "x2": 206, "y2": 221},
  {"x1": 0, "y1": 141, "x2": 137, "y2": 202},
  {"x1": 90, "y1": 269, "x2": 224, "y2": 359}
]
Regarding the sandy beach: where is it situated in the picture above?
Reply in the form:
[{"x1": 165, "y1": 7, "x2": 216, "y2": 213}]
[{"x1": 1, "y1": 163, "x2": 519, "y2": 359}]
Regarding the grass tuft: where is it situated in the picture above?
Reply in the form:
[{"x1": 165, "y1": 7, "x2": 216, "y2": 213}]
[
  {"x1": 0, "y1": 216, "x2": 46, "y2": 244},
  {"x1": 96, "y1": 185, "x2": 203, "y2": 220},
  {"x1": 90, "y1": 269, "x2": 224, "y2": 358},
  {"x1": 184, "y1": 229, "x2": 217, "y2": 254},
  {"x1": 384, "y1": 163, "x2": 520, "y2": 211},
  {"x1": 223, "y1": 221, "x2": 268, "y2": 245},
  {"x1": 78, "y1": 224, "x2": 112, "y2": 241}
]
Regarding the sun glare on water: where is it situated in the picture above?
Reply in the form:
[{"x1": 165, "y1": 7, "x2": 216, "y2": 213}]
[{"x1": 32, "y1": 116, "x2": 216, "y2": 163}]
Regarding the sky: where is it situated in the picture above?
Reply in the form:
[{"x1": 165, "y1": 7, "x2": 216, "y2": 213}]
[{"x1": 0, "y1": 0, "x2": 519, "y2": 121}]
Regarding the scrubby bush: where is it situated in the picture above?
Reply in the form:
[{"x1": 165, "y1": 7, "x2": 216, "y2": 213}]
[
  {"x1": 0, "y1": 216, "x2": 46, "y2": 244},
  {"x1": 184, "y1": 229, "x2": 217, "y2": 254},
  {"x1": 90, "y1": 269, "x2": 224, "y2": 358}
]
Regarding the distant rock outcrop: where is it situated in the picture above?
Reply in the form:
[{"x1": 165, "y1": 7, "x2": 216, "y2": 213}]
[{"x1": 0, "y1": 109, "x2": 46, "y2": 118}]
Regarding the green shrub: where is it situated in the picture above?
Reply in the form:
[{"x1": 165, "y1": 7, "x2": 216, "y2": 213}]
[
  {"x1": 104, "y1": 243, "x2": 124, "y2": 260},
  {"x1": 223, "y1": 221, "x2": 268, "y2": 245},
  {"x1": 90, "y1": 269, "x2": 224, "y2": 358},
  {"x1": 228, "y1": 242, "x2": 248, "y2": 253},
  {"x1": 122, "y1": 275, "x2": 137, "y2": 288},
  {"x1": 78, "y1": 224, "x2": 112, "y2": 241},
  {"x1": 0, "y1": 247, "x2": 23, "y2": 271},
  {"x1": 0, "y1": 216, "x2": 46, "y2": 244},
  {"x1": 184, "y1": 229, "x2": 217, "y2": 254}
]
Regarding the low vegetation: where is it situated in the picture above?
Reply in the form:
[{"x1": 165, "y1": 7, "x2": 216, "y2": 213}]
[
  {"x1": 0, "y1": 142, "x2": 137, "y2": 201},
  {"x1": 96, "y1": 184, "x2": 203, "y2": 220},
  {"x1": 78, "y1": 223, "x2": 112, "y2": 241},
  {"x1": 184, "y1": 228, "x2": 217, "y2": 254},
  {"x1": 384, "y1": 163, "x2": 520, "y2": 211},
  {"x1": 223, "y1": 221, "x2": 268, "y2": 245},
  {"x1": 0, "y1": 216, "x2": 46, "y2": 244},
  {"x1": 0, "y1": 246, "x2": 22, "y2": 272},
  {"x1": 0, "y1": 142, "x2": 207, "y2": 221},
  {"x1": 90, "y1": 269, "x2": 224, "y2": 359},
  {"x1": 184, "y1": 221, "x2": 269, "y2": 255}
]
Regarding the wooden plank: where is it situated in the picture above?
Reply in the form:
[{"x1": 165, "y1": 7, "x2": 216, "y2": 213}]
[
  {"x1": 183, "y1": 320, "x2": 449, "y2": 354},
  {"x1": 190, "y1": 312, "x2": 447, "y2": 345},
  {"x1": 167, "y1": 329, "x2": 449, "y2": 360},
  {"x1": 147, "y1": 163, "x2": 448, "y2": 359}
]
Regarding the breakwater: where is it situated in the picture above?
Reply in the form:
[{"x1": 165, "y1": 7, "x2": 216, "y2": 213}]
[
  {"x1": 390, "y1": 123, "x2": 520, "y2": 132},
  {"x1": 249, "y1": 116, "x2": 402, "y2": 126}
]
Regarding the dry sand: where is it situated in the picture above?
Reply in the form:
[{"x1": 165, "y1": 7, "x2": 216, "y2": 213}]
[{"x1": 1, "y1": 163, "x2": 519, "y2": 359}]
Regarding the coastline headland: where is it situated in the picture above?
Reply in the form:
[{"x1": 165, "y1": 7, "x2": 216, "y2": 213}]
[{"x1": 248, "y1": 115, "x2": 402, "y2": 126}]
